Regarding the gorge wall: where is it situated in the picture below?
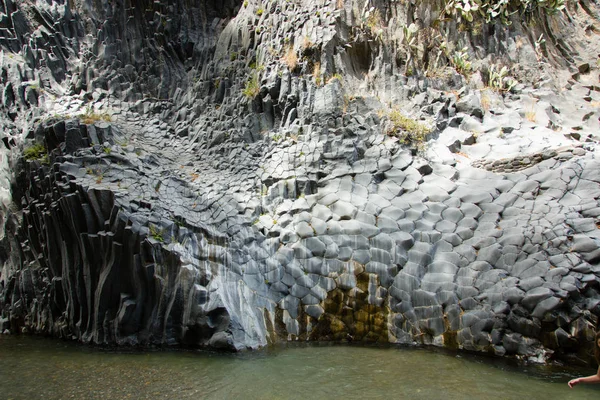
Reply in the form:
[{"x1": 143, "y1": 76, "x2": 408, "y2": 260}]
[{"x1": 1, "y1": 0, "x2": 600, "y2": 364}]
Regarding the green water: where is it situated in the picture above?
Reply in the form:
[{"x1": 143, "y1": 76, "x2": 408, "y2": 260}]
[{"x1": 0, "y1": 335, "x2": 599, "y2": 400}]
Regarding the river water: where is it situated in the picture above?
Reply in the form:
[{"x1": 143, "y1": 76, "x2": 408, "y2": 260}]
[{"x1": 1, "y1": 335, "x2": 599, "y2": 399}]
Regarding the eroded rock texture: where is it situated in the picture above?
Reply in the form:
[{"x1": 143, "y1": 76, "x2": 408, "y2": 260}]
[{"x1": 1, "y1": 0, "x2": 600, "y2": 363}]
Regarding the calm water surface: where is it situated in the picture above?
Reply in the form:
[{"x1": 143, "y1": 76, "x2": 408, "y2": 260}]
[{"x1": 1, "y1": 335, "x2": 599, "y2": 399}]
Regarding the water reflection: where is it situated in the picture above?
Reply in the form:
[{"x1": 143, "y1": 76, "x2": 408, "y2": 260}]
[{"x1": 1, "y1": 335, "x2": 599, "y2": 399}]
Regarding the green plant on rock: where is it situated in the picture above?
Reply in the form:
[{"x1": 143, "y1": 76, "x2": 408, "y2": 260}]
[
  {"x1": 445, "y1": 0, "x2": 481, "y2": 22},
  {"x1": 250, "y1": 62, "x2": 265, "y2": 72},
  {"x1": 149, "y1": 224, "x2": 165, "y2": 242},
  {"x1": 402, "y1": 23, "x2": 419, "y2": 76},
  {"x1": 256, "y1": 8, "x2": 264, "y2": 16},
  {"x1": 327, "y1": 73, "x2": 343, "y2": 84},
  {"x1": 312, "y1": 61, "x2": 322, "y2": 86},
  {"x1": 488, "y1": 65, "x2": 517, "y2": 92},
  {"x1": 243, "y1": 73, "x2": 260, "y2": 98},
  {"x1": 451, "y1": 47, "x2": 472, "y2": 76},
  {"x1": 23, "y1": 142, "x2": 48, "y2": 163},
  {"x1": 364, "y1": 7, "x2": 383, "y2": 38},
  {"x1": 387, "y1": 108, "x2": 432, "y2": 148},
  {"x1": 444, "y1": 0, "x2": 564, "y2": 25},
  {"x1": 79, "y1": 106, "x2": 112, "y2": 124}
]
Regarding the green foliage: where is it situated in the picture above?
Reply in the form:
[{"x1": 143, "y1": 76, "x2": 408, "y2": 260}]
[
  {"x1": 149, "y1": 224, "x2": 165, "y2": 242},
  {"x1": 451, "y1": 47, "x2": 472, "y2": 75},
  {"x1": 487, "y1": 65, "x2": 517, "y2": 92},
  {"x1": 365, "y1": 7, "x2": 382, "y2": 35},
  {"x1": 444, "y1": 0, "x2": 564, "y2": 25},
  {"x1": 230, "y1": 52, "x2": 238, "y2": 61},
  {"x1": 327, "y1": 73, "x2": 344, "y2": 84},
  {"x1": 256, "y1": 8, "x2": 264, "y2": 16},
  {"x1": 249, "y1": 62, "x2": 265, "y2": 71},
  {"x1": 79, "y1": 106, "x2": 111, "y2": 124},
  {"x1": 103, "y1": 146, "x2": 111, "y2": 154},
  {"x1": 387, "y1": 109, "x2": 432, "y2": 148},
  {"x1": 243, "y1": 74, "x2": 260, "y2": 98},
  {"x1": 243, "y1": 0, "x2": 248, "y2": 7},
  {"x1": 23, "y1": 142, "x2": 48, "y2": 163}
]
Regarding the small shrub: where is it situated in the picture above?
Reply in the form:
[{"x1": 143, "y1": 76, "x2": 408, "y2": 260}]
[
  {"x1": 312, "y1": 62, "x2": 322, "y2": 86},
  {"x1": 79, "y1": 106, "x2": 111, "y2": 124},
  {"x1": 387, "y1": 108, "x2": 432, "y2": 148},
  {"x1": 256, "y1": 8, "x2": 264, "y2": 16},
  {"x1": 282, "y1": 46, "x2": 298, "y2": 71},
  {"x1": 444, "y1": 0, "x2": 564, "y2": 26},
  {"x1": 365, "y1": 7, "x2": 382, "y2": 35},
  {"x1": 230, "y1": 52, "x2": 238, "y2": 61},
  {"x1": 250, "y1": 62, "x2": 265, "y2": 72},
  {"x1": 451, "y1": 47, "x2": 472, "y2": 76},
  {"x1": 487, "y1": 65, "x2": 517, "y2": 92},
  {"x1": 149, "y1": 224, "x2": 165, "y2": 242},
  {"x1": 243, "y1": 74, "x2": 260, "y2": 98},
  {"x1": 243, "y1": 0, "x2": 248, "y2": 6},
  {"x1": 23, "y1": 143, "x2": 47, "y2": 162}
]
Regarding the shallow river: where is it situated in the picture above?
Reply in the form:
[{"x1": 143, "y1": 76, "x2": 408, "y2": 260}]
[{"x1": 1, "y1": 335, "x2": 599, "y2": 399}]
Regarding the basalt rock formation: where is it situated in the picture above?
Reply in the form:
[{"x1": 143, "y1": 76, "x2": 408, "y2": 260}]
[{"x1": 1, "y1": 0, "x2": 600, "y2": 364}]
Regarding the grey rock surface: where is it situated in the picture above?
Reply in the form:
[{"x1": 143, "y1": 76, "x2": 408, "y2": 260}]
[{"x1": 0, "y1": 0, "x2": 599, "y2": 365}]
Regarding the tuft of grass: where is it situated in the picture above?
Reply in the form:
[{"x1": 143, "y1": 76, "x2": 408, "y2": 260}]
[
  {"x1": 79, "y1": 106, "x2": 111, "y2": 124},
  {"x1": 525, "y1": 107, "x2": 536, "y2": 122},
  {"x1": 249, "y1": 62, "x2": 265, "y2": 72},
  {"x1": 86, "y1": 166, "x2": 104, "y2": 183},
  {"x1": 480, "y1": 92, "x2": 491, "y2": 112},
  {"x1": 302, "y1": 36, "x2": 314, "y2": 50},
  {"x1": 312, "y1": 62, "x2": 322, "y2": 86},
  {"x1": 365, "y1": 8, "x2": 382, "y2": 35},
  {"x1": 282, "y1": 46, "x2": 298, "y2": 71},
  {"x1": 387, "y1": 108, "x2": 432, "y2": 147},
  {"x1": 23, "y1": 142, "x2": 48, "y2": 163},
  {"x1": 149, "y1": 224, "x2": 165, "y2": 242},
  {"x1": 327, "y1": 73, "x2": 343, "y2": 84},
  {"x1": 243, "y1": 74, "x2": 260, "y2": 98}
]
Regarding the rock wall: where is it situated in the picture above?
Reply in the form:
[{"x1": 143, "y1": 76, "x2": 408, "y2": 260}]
[{"x1": 1, "y1": 0, "x2": 600, "y2": 364}]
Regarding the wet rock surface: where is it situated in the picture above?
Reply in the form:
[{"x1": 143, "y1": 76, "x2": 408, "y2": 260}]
[{"x1": 1, "y1": 0, "x2": 600, "y2": 364}]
